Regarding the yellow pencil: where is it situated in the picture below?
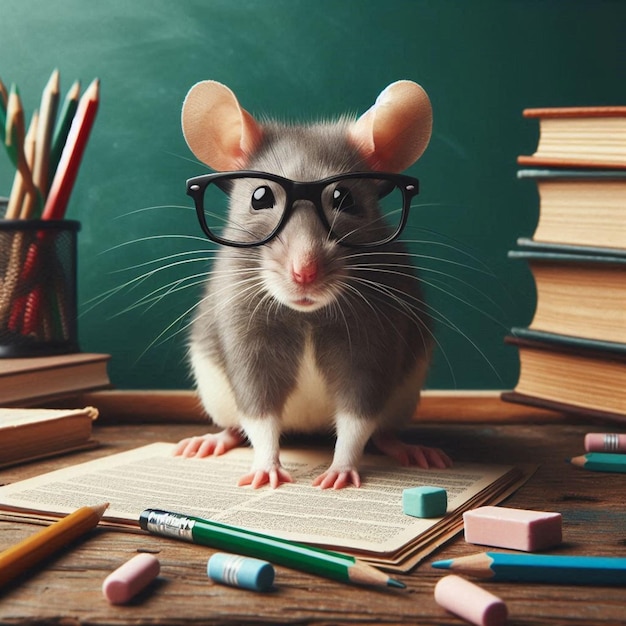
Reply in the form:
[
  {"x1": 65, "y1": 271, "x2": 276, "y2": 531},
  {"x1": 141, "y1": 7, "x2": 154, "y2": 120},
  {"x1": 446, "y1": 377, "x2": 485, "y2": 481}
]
[
  {"x1": 32, "y1": 68, "x2": 60, "y2": 197},
  {"x1": 9, "y1": 109, "x2": 39, "y2": 220},
  {"x1": 0, "y1": 503, "x2": 108, "y2": 587},
  {"x1": 19, "y1": 110, "x2": 40, "y2": 219}
]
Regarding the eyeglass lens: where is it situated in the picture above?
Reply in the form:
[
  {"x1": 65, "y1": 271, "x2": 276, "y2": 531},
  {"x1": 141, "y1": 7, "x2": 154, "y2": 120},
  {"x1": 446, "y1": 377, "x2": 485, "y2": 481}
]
[{"x1": 200, "y1": 175, "x2": 407, "y2": 246}]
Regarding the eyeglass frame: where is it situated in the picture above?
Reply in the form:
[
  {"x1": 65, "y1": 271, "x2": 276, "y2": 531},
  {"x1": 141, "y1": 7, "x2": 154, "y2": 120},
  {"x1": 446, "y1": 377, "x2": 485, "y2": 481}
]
[{"x1": 186, "y1": 170, "x2": 420, "y2": 249}]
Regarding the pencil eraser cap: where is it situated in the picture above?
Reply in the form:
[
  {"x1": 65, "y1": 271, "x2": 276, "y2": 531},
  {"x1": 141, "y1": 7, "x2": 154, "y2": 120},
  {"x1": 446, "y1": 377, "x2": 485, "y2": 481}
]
[
  {"x1": 463, "y1": 505, "x2": 562, "y2": 551},
  {"x1": 207, "y1": 552, "x2": 274, "y2": 592},
  {"x1": 102, "y1": 553, "x2": 160, "y2": 605},
  {"x1": 435, "y1": 574, "x2": 508, "y2": 626},
  {"x1": 584, "y1": 433, "x2": 625, "y2": 452},
  {"x1": 402, "y1": 486, "x2": 447, "y2": 518}
]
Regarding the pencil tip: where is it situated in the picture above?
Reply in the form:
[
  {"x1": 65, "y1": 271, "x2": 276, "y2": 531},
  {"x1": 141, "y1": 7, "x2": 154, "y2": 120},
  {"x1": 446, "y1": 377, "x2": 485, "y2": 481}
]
[
  {"x1": 431, "y1": 559, "x2": 452, "y2": 569},
  {"x1": 93, "y1": 502, "x2": 110, "y2": 518},
  {"x1": 387, "y1": 577, "x2": 405, "y2": 588}
]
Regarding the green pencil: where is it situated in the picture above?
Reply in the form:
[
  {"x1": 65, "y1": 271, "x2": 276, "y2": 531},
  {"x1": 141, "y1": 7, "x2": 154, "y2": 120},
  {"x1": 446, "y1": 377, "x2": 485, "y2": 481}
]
[
  {"x1": 140, "y1": 509, "x2": 404, "y2": 589},
  {"x1": 49, "y1": 79, "x2": 80, "y2": 180},
  {"x1": 570, "y1": 452, "x2": 626, "y2": 474}
]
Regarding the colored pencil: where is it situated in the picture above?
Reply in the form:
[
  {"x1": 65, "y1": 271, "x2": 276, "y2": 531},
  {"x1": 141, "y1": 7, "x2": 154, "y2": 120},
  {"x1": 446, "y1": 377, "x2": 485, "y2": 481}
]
[
  {"x1": 4, "y1": 86, "x2": 38, "y2": 219},
  {"x1": 18, "y1": 109, "x2": 39, "y2": 219},
  {"x1": 0, "y1": 77, "x2": 7, "y2": 108},
  {"x1": 0, "y1": 503, "x2": 108, "y2": 587},
  {"x1": 570, "y1": 452, "x2": 626, "y2": 474},
  {"x1": 3, "y1": 84, "x2": 21, "y2": 168},
  {"x1": 0, "y1": 77, "x2": 7, "y2": 143},
  {"x1": 432, "y1": 551, "x2": 626, "y2": 585},
  {"x1": 49, "y1": 79, "x2": 80, "y2": 181},
  {"x1": 140, "y1": 509, "x2": 404, "y2": 588},
  {"x1": 42, "y1": 77, "x2": 100, "y2": 220},
  {"x1": 32, "y1": 68, "x2": 60, "y2": 197}
]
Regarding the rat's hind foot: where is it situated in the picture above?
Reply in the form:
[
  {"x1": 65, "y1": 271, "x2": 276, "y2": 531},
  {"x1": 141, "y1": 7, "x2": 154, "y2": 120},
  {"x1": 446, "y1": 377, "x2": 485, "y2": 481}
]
[
  {"x1": 237, "y1": 465, "x2": 293, "y2": 489},
  {"x1": 312, "y1": 467, "x2": 362, "y2": 490},
  {"x1": 172, "y1": 427, "x2": 246, "y2": 458},
  {"x1": 373, "y1": 432, "x2": 453, "y2": 469}
]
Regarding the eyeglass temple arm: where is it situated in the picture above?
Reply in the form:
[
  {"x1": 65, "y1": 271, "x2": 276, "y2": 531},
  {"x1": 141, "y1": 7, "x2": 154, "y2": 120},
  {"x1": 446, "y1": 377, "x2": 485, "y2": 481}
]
[{"x1": 377, "y1": 180, "x2": 395, "y2": 200}]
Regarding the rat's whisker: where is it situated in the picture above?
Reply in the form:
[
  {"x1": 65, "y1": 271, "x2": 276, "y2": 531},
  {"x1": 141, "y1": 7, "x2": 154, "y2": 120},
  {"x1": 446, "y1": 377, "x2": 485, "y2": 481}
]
[
  {"x1": 99, "y1": 234, "x2": 212, "y2": 255},
  {"x1": 114, "y1": 204, "x2": 195, "y2": 220}
]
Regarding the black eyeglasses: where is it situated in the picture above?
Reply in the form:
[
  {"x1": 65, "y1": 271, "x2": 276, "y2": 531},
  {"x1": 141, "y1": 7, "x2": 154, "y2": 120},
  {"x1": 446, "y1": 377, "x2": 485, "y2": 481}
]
[{"x1": 186, "y1": 170, "x2": 419, "y2": 248}]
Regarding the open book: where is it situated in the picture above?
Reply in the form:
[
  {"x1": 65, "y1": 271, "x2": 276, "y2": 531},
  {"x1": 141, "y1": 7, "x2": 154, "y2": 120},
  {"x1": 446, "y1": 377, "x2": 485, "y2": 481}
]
[{"x1": 0, "y1": 443, "x2": 533, "y2": 572}]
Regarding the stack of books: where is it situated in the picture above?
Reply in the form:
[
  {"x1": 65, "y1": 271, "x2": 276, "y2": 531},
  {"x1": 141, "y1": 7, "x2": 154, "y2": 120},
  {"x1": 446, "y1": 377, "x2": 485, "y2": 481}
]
[
  {"x1": 502, "y1": 107, "x2": 626, "y2": 421},
  {"x1": 0, "y1": 352, "x2": 110, "y2": 466}
]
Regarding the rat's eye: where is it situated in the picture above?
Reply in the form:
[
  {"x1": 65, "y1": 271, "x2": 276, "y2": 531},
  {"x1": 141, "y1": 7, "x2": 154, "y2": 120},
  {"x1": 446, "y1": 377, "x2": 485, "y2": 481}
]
[
  {"x1": 251, "y1": 185, "x2": 276, "y2": 210},
  {"x1": 332, "y1": 186, "x2": 357, "y2": 213}
]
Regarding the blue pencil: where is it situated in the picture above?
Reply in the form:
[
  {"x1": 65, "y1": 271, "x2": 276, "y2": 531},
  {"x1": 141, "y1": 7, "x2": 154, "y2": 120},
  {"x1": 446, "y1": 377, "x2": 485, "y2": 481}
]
[
  {"x1": 570, "y1": 452, "x2": 626, "y2": 474},
  {"x1": 432, "y1": 551, "x2": 626, "y2": 585}
]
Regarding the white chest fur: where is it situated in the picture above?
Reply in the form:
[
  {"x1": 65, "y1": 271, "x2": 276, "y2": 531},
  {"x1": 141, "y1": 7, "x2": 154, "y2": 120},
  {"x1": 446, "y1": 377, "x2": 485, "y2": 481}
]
[{"x1": 190, "y1": 337, "x2": 335, "y2": 433}]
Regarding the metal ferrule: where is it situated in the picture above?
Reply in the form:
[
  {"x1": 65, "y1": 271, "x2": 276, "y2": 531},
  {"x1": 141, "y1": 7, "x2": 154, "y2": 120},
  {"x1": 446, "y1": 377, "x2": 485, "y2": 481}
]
[{"x1": 143, "y1": 510, "x2": 195, "y2": 541}]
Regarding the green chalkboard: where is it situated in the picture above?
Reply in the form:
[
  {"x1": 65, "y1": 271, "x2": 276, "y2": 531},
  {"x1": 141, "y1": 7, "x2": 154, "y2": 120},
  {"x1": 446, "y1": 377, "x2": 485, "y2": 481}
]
[{"x1": 1, "y1": 0, "x2": 625, "y2": 391}]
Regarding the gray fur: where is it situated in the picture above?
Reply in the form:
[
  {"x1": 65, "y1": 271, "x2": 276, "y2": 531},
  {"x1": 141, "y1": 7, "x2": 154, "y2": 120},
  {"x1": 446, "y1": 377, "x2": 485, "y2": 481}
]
[{"x1": 190, "y1": 121, "x2": 432, "y2": 430}]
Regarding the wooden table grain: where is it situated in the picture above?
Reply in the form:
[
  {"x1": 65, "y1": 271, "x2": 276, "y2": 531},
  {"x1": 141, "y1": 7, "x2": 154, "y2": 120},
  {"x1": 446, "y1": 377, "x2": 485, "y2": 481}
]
[{"x1": 1, "y1": 417, "x2": 625, "y2": 625}]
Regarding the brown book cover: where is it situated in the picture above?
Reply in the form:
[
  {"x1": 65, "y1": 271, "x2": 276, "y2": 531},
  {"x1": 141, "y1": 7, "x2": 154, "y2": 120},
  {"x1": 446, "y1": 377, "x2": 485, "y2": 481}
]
[
  {"x1": 0, "y1": 353, "x2": 111, "y2": 406},
  {"x1": 522, "y1": 106, "x2": 626, "y2": 118}
]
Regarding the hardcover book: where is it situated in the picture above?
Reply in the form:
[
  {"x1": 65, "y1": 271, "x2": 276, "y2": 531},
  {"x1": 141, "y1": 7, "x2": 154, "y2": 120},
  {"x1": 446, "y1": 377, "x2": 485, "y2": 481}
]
[
  {"x1": 503, "y1": 331, "x2": 626, "y2": 421},
  {"x1": 508, "y1": 246, "x2": 626, "y2": 344},
  {"x1": 518, "y1": 107, "x2": 626, "y2": 169},
  {"x1": 517, "y1": 169, "x2": 626, "y2": 251},
  {"x1": 0, "y1": 352, "x2": 111, "y2": 406},
  {"x1": 0, "y1": 406, "x2": 99, "y2": 468}
]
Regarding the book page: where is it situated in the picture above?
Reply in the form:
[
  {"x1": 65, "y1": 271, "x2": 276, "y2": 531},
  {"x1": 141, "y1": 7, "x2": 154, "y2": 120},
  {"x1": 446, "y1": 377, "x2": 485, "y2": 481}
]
[
  {"x1": 0, "y1": 406, "x2": 97, "y2": 427},
  {"x1": 0, "y1": 442, "x2": 520, "y2": 558}
]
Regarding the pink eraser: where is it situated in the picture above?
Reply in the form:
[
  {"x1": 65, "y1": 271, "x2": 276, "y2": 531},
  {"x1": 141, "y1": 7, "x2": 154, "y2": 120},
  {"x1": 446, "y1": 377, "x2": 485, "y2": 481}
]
[
  {"x1": 102, "y1": 553, "x2": 160, "y2": 605},
  {"x1": 463, "y1": 506, "x2": 562, "y2": 551},
  {"x1": 435, "y1": 575, "x2": 508, "y2": 626},
  {"x1": 585, "y1": 433, "x2": 626, "y2": 453}
]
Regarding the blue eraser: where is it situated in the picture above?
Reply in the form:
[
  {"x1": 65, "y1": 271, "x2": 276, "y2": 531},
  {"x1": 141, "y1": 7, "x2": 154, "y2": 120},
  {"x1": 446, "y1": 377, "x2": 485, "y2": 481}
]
[
  {"x1": 207, "y1": 553, "x2": 275, "y2": 592},
  {"x1": 402, "y1": 486, "x2": 447, "y2": 518}
]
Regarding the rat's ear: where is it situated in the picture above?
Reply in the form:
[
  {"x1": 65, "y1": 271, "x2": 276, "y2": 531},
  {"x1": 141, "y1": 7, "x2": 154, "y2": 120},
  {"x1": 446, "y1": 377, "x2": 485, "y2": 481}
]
[
  {"x1": 181, "y1": 80, "x2": 263, "y2": 171},
  {"x1": 348, "y1": 80, "x2": 432, "y2": 172}
]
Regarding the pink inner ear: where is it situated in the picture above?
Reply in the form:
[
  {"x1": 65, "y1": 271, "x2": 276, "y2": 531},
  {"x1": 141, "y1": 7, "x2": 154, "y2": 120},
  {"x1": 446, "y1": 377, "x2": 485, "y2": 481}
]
[
  {"x1": 182, "y1": 80, "x2": 263, "y2": 171},
  {"x1": 348, "y1": 81, "x2": 433, "y2": 172}
]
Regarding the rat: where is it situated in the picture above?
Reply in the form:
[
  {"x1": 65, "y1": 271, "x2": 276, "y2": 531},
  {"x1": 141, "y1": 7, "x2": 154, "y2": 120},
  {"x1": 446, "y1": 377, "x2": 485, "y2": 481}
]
[{"x1": 173, "y1": 80, "x2": 452, "y2": 489}]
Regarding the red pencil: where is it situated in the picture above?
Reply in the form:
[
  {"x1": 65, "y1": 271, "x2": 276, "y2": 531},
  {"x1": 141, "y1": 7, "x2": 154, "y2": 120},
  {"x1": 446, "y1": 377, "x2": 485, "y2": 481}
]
[{"x1": 42, "y1": 78, "x2": 100, "y2": 220}]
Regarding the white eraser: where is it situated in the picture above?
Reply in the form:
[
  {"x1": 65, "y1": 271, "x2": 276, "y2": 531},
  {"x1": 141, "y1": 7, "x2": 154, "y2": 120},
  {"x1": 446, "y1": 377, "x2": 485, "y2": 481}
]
[
  {"x1": 463, "y1": 506, "x2": 562, "y2": 551},
  {"x1": 435, "y1": 574, "x2": 508, "y2": 626},
  {"x1": 102, "y1": 553, "x2": 160, "y2": 605}
]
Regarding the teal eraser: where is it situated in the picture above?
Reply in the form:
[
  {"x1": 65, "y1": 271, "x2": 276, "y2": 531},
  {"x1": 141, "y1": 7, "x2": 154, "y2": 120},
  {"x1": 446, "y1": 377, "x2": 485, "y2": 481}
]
[
  {"x1": 402, "y1": 486, "x2": 447, "y2": 518},
  {"x1": 207, "y1": 553, "x2": 275, "y2": 592}
]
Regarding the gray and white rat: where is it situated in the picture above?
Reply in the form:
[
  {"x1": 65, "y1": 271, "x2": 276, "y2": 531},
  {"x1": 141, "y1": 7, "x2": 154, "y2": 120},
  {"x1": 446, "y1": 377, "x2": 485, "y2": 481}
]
[{"x1": 173, "y1": 80, "x2": 452, "y2": 489}]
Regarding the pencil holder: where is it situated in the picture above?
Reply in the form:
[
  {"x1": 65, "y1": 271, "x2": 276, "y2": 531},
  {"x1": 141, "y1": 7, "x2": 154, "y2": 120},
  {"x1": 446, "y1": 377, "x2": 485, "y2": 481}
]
[{"x1": 0, "y1": 200, "x2": 81, "y2": 357}]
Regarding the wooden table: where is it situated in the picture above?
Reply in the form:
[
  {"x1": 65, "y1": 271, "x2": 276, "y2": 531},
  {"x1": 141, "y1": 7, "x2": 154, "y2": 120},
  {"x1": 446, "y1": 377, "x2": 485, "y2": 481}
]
[{"x1": 1, "y1": 406, "x2": 625, "y2": 625}]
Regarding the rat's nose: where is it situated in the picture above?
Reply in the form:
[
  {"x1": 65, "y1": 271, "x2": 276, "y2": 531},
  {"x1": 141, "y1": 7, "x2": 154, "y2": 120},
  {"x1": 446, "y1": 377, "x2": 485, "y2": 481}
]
[{"x1": 292, "y1": 260, "x2": 319, "y2": 285}]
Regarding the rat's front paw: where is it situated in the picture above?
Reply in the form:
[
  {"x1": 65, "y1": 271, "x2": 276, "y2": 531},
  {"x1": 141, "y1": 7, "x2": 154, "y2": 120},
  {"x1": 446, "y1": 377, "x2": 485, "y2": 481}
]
[
  {"x1": 312, "y1": 467, "x2": 362, "y2": 490},
  {"x1": 238, "y1": 465, "x2": 293, "y2": 489},
  {"x1": 172, "y1": 428, "x2": 245, "y2": 458}
]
